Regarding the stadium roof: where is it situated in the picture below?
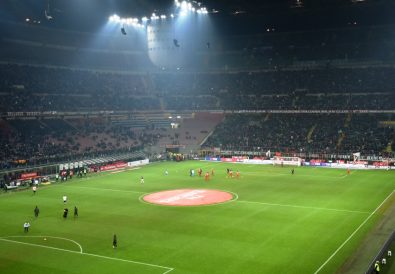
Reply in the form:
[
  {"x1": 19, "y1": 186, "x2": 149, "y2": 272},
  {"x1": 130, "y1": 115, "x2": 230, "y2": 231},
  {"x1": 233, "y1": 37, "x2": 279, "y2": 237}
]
[{"x1": 0, "y1": 0, "x2": 394, "y2": 33}]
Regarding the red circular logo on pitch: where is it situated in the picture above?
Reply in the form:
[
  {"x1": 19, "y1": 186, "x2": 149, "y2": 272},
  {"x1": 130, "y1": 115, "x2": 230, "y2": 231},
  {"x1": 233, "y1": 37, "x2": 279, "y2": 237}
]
[{"x1": 143, "y1": 189, "x2": 233, "y2": 206}]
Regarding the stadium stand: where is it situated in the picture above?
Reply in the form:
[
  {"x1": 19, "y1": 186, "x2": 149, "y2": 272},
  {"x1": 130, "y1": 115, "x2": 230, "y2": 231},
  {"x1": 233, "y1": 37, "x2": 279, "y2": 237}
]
[
  {"x1": 202, "y1": 113, "x2": 395, "y2": 155},
  {"x1": 0, "y1": 18, "x2": 395, "y2": 167}
]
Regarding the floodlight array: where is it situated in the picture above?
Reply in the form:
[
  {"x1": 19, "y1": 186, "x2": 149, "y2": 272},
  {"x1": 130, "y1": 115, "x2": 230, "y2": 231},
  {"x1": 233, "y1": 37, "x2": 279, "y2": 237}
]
[
  {"x1": 108, "y1": 14, "x2": 144, "y2": 28},
  {"x1": 175, "y1": 0, "x2": 208, "y2": 14},
  {"x1": 108, "y1": 0, "x2": 208, "y2": 27}
]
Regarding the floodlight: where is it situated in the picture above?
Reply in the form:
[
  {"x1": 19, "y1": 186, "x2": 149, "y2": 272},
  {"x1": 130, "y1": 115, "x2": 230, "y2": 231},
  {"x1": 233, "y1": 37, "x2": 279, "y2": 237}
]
[
  {"x1": 142, "y1": 16, "x2": 148, "y2": 22},
  {"x1": 160, "y1": 15, "x2": 166, "y2": 19},
  {"x1": 109, "y1": 14, "x2": 120, "y2": 23},
  {"x1": 170, "y1": 14, "x2": 174, "y2": 18}
]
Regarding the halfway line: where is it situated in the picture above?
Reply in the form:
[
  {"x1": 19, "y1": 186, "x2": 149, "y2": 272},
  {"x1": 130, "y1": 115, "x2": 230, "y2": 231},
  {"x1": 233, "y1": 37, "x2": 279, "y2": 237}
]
[
  {"x1": 65, "y1": 185, "x2": 146, "y2": 194},
  {"x1": 237, "y1": 200, "x2": 370, "y2": 214}
]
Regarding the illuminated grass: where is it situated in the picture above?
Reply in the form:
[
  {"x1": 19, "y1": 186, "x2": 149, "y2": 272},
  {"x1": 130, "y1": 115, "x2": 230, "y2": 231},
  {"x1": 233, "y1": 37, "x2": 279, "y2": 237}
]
[{"x1": 0, "y1": 161, "x2": 393, "y2": 274}]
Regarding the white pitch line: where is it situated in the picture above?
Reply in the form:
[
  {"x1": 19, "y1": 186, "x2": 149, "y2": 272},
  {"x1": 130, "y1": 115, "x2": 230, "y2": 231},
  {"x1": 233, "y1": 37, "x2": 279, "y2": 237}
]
[
  {"x1": 236, "y1": 200, "x2": 370, "y2": 214},
  {"x1": 313, "y1": 190, "x2": 395, "y2": 274},
  {"x1": 3, "y1": 236, "x2": 83, "y2": 253},
  {"x1": 65, "y1": 185, "x2": 146, "y2": 195},
  {"x1": 242, "y1": 172, "x2": 345, "y2": 179},
  {"x1": 0, "y1": 237, "x2": 174, "y2": 274}
]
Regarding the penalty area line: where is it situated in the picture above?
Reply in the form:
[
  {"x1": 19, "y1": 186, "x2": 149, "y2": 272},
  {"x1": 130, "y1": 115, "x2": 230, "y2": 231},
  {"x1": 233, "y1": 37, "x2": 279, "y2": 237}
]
[
  {"x1": 0, "y1": 238, "x2": 174, "y2": 273},
  {"x1": 2, "y1": 235, "x2": 83, "y2": 253},
  {"x1": 313, "y1": 190, "x2": 395, "y2": 274}
]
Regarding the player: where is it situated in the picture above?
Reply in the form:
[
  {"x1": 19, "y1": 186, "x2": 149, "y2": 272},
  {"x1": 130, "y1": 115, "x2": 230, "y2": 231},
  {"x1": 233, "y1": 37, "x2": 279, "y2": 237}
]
[
  {"x1": 63, "y1": 195, "x2": 68, "y2": 204},
  {"x1": 140, "y1": 176, "x2": 144, "y2": 184},
  {"x1": 211, "y1": 168, "x2": 215, "y2": 176},
  {"x1": 113, "y1": 234, "x2": 117, "y2": 249},
  {"x1": 229, "y1": 170, "x2": 233, "y2": 178},
  {"x1": 347, "y1": 168, "x2": 350, "y2": 175},
  {"x1": 198, "y1": 168, "x2": 202, "y2": 177},
  {"x1": 34, "y1": 206, "x2": 40, "y2": 218},
  {"x1": 204, "y1": 172, "x2": 210, "y2": 182},
  {"x1": 63, "y1": 208, "x2": 69, "y2": 219},
  {"x1": 236, "y1": 170, "x2": 240, "y2": 179},
  {"x1": 32, "y1": 185, "x2": 37, "y2": 195},
  {"x1": 291, "y1": 168, "x2": 294, "y2": 175},
  {"x1": 165, "y1": 170, "x2": 168, "y2": 176},
  {"x1": 74, "y1": 206, "x2": 78, "y2": 217}
]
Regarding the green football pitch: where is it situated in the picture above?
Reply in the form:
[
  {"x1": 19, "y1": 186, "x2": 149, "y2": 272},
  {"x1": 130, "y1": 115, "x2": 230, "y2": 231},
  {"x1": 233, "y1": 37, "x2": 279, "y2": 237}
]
[{"x1": 0, "y1": 161, "x2": 394, "y2": 274}]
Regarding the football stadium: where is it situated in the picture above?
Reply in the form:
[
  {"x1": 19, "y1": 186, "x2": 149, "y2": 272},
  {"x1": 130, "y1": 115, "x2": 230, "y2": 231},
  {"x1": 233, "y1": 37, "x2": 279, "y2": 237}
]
[{"x1": 0, "y1": 1, "x2": 395, "y2": 273}]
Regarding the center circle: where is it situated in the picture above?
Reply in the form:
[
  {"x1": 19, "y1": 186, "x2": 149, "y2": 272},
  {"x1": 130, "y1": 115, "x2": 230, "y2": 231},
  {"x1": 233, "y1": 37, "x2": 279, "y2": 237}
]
[{"x1": 142, "y1": 189, "x2": 234, "y2": 206}]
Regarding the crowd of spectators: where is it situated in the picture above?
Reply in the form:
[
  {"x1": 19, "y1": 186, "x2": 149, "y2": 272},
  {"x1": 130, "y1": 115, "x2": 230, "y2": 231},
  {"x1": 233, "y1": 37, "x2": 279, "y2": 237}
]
[
  {"x1": 0, "y1": 118, "x2": 144, "y2": 169},
  {"x1": 1, "y1": 64, "x2": 395, "y2": 112},
  {"x1": 1, "y1": 21, "x2": 395, "y2": 162},
  {"x1": 203, "y1": 113, "x2": 395, "y2": 156},
  {"x1": 2, "y1": 20, "x2": 395, "y2": 71}
]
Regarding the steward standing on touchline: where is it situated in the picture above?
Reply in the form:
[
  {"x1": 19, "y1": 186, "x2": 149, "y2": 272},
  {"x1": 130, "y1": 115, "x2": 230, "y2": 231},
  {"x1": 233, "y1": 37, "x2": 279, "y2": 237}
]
[{"x1": 374, "y1": 261, "x2": 380, "y2": 273}]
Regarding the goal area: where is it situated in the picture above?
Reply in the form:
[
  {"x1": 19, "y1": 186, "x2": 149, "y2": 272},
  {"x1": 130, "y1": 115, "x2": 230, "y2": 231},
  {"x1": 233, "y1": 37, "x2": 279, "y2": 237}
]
[{"x1": 273, "y1": 156, "x2": 302, "y2": 166}]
